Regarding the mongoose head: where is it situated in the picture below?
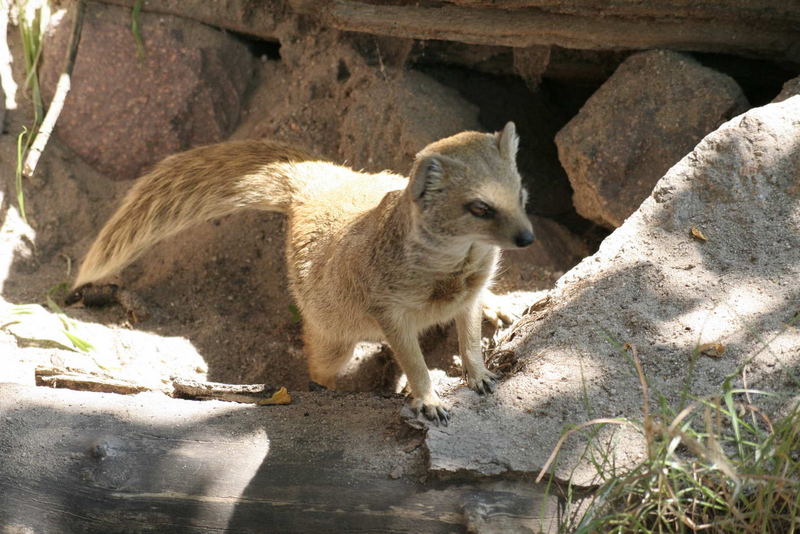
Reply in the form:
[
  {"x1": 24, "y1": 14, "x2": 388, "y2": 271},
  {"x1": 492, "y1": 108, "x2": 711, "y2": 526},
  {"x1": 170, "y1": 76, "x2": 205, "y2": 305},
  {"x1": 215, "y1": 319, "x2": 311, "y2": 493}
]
[{"x1": 408, "y1": 122, "x2": 534, "y2": 250}]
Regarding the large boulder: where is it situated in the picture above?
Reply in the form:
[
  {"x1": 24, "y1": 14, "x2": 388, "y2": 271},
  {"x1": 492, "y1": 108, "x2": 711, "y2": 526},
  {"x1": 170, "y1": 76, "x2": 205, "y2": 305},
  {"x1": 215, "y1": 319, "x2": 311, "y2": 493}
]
[
  {"x1": 428, "y1": 96, "x2": 800, "y2": 484},
  {"x1": 339, "y1": 70, "x2": 482, "y2": 173},
  {"x1": 41, "y1": 2, "x2": 254, "y2": 180},
  {"x1": 556, "y1": 50, "x2": 748, "y2": 228}
]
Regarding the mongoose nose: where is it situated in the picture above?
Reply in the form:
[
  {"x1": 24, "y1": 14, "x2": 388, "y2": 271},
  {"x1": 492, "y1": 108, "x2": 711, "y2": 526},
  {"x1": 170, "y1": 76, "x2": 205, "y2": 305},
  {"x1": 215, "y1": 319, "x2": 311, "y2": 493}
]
[{"x1": 514, "y1": 230, "x2": 535, "y2": 248}]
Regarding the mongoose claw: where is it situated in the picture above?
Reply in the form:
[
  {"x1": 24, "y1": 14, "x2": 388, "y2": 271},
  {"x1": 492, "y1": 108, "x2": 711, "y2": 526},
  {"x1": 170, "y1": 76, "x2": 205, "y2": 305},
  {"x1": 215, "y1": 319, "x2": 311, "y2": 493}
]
[
  {"x1": 410, "y1": 397, "x2": 450, "y2": 426},
  {"x1": 467, "y1": 369, "x2": 498, "y2": 395},
  {"x1": 426, "y1": 405, "x2": 450, "y2": 426}
]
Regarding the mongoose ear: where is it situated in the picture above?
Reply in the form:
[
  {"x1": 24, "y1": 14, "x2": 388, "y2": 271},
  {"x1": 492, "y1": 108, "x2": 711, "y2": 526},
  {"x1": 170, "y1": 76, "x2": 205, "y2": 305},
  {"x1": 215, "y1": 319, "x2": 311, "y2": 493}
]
[
  {"x1": 410, "y1": 155, "x2": 444, "y2": 200},
  {"x1": 496, "y1": 121, "x2": 519, "y2": 161}
]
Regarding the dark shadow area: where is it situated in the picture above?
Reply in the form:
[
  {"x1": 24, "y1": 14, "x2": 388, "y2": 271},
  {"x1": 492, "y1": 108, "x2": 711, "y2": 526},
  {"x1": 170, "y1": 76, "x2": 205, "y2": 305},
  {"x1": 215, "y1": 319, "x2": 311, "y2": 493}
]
[
  {"x1": 230, "y1": 31, "x2": 282, "y2": 61},
  {"x1": 691, "y1": 52, "x2": 799, "y2": 106},
  {"x1": 0, "y1": 384, "x2": 558, "y2": 533}
]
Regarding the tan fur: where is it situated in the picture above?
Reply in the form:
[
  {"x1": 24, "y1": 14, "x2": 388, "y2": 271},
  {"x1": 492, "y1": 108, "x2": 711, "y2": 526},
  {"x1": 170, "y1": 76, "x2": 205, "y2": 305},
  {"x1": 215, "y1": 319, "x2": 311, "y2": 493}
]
[{"x1": 74, "y1": 123, "x2": 534, "y2": 423}]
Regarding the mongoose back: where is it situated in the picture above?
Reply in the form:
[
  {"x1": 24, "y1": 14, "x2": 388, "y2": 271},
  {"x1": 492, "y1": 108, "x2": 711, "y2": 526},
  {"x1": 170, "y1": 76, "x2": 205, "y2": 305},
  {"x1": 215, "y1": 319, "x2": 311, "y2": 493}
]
[{"x1": 74, "y1": 122, "x2": 535, "y2": 424}]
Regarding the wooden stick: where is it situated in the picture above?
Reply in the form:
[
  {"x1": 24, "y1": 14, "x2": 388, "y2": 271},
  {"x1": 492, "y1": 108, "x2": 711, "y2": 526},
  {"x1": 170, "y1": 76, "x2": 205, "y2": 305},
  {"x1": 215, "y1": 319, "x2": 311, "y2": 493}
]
[
  {"x1": 35, "y1": 366, "x2": 151, "y2": 395},
  {"x1": 172, "y1": 378, "x2": 291, "y2": 404},
  {"x1": 34, "y1": 366, "x2": 292, "y2": 404},
  {"x1": 22, "y1": 0, "x2": 86, "y2": 178}
]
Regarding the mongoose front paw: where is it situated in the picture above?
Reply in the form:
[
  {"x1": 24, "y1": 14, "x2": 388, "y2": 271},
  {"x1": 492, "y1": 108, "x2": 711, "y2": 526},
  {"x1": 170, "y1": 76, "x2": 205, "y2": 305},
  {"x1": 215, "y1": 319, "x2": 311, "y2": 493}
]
[
  {"x1": 467, "y1": 369, "x2": 498, "y2": 395},
  {"x1": 410, "y1": 397, "x2": 450, "y2": 426}
]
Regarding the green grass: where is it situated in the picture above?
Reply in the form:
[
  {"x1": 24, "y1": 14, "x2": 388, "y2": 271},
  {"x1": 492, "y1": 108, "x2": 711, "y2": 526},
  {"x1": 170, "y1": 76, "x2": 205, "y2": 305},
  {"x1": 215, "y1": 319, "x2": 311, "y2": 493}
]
[
  {"x1": 15, "y1": 0, "x2": 48, "y2": 223},
  {"x1": 542, "y1": 344, "x2": 800, "y2": 534},
  {"x1": 45, "y1": 282, "x2": 95, "y2": 353},
  {"x1": 3, "y1": 271, "x2": 95, "y2": 354},
  {"x1": 288, "y1": 304, "x2": 302, "y2": 323},
  {"x1": 131, "y1": 0, "x2": 145, "y2": 60},
  {"x1": 15, "y1": 126, "x2": 30, "y2": 221}
]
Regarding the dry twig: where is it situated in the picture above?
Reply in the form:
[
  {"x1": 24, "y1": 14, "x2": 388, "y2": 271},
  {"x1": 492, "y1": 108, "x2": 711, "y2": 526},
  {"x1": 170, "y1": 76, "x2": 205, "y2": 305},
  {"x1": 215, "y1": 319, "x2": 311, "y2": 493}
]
[{"x1": 23, "y1": 0, "x2": 86, "y2": 178}]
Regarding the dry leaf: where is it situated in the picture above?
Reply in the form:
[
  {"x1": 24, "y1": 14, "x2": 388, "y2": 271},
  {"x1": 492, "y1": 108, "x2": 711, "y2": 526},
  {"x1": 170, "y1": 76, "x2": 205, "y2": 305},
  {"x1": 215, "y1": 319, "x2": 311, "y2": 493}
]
[
  {"x1": 698, "y1": 343, "x2": 725, "y2": 358},
  {"x1": 690, "y1": 226, "x2": 708, "y2": 242},
  {"x1": 258, "y1": 386, "x2": 292, "y2": 405}
]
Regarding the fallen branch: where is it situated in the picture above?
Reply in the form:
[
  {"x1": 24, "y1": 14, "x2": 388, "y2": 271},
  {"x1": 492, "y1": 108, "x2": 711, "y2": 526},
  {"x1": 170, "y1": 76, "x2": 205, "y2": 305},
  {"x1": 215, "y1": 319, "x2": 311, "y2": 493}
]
[
  {"x1": 171, "y1": 378, "x2": 292, "y2": 405},
  {"x1": 34, "y1": 366, "x2": 292, "y2": 404},
  {"x1": 22, "y1": 0, "x2": 86, "y2": 178},
  {"x1": 35, "y1": 366, "x2": 151, "y2": 395}
]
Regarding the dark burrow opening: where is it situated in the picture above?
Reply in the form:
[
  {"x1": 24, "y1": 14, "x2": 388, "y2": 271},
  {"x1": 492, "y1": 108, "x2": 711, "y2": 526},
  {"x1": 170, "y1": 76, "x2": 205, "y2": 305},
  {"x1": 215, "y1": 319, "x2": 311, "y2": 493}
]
[
  {"x1": 691, "y1": 52, "x2": 797, "y2": 106},
  {"x1": 231, "y1": 31, "x2": 282, "y2": 61}
]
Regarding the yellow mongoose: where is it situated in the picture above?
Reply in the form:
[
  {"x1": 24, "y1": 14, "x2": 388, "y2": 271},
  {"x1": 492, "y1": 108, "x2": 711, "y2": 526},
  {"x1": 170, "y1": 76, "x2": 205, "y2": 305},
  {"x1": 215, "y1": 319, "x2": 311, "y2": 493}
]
[{"x1": 72, "y1": 122, "x2": 534, "y2": 424}]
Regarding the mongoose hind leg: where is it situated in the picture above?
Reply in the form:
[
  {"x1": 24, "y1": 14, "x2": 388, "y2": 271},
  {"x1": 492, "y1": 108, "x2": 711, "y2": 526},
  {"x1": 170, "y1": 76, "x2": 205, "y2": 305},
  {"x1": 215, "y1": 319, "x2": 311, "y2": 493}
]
[
  {"x1": 480, "y1": 289, "x2": 519, "y2": 328},
  {"x1": 304, "y1": 326, "x2": 357, "y2": 390},
  {"x1": 456, "y1": 300, "x2": 498, "y2": 395}
]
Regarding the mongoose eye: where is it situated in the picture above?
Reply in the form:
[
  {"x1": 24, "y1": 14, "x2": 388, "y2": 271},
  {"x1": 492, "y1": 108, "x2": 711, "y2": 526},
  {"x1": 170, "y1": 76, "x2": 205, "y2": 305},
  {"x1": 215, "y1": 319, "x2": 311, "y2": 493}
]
[{"x1": 465, "y1": 200, "x2": 495, "y2": 219}]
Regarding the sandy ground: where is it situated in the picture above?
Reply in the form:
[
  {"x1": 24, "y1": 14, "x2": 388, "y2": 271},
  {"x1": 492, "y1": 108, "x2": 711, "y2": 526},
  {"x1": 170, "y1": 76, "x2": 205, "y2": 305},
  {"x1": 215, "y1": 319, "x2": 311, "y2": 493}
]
[{"x1": 0, "y1": 23, "x2": 589, "y2": 400}]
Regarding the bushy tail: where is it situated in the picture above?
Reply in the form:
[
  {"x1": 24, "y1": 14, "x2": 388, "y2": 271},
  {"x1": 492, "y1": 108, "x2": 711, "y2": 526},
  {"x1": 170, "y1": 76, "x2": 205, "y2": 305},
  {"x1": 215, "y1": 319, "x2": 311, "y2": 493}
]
[{"x1": 74, "y1": 140, "x2": 313, "y2": 288}]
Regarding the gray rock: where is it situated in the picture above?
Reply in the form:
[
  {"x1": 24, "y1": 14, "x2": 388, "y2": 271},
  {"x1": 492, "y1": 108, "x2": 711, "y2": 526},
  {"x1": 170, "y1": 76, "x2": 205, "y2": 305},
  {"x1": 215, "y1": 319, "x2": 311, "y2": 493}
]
[
  {"x1": 556, "y1": 50, "x2": 749, "y2": 228},
  {"x1": 40, "y1": 2, "x2": 254, "y2": 180},
  {"x1": 428, "y1": 96, "x2": 800, "y2": 484},
  {"x1": 773, "y1": 75, "x2": 800, "y2": 102}
]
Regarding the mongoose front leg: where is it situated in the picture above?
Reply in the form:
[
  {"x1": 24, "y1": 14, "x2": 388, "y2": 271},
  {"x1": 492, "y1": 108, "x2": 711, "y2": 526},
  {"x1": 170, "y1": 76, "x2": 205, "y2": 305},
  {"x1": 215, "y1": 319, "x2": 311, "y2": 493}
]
[
  {"x1": 456, "y1": 299, "x2": 498, "y2": 395},
  {"x1": 381, "y1": 323, "x2": 449, "y2": 425}
]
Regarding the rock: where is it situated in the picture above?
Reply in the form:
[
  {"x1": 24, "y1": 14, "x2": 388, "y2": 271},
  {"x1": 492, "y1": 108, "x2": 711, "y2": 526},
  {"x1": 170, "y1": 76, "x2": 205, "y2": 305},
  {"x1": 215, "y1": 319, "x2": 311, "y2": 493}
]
[
  {"x1": 512, "y1": 46, "x2": 550, "y2": 89},
  {"x1": 91, "y1": 0, "x2": 800, "y2": 64},
  {"x1": 410, "y1": 40, "x2": 512, "y2": 76},
  {"x1": 773, "y1": 75, "x2": 800, "y2": 102},
  {"x1": 339, "y1": 70, "x2": 481, "y2": 173},
  {"x1": 311, "y1": 0, "x2": 800, "y2": 63},
  {"x1": 89, "y1": 0, "x2": 284, "y2": 42},
  {"x1": 40, "y1": 2, "x2": 254, "y2": 180},
  {"x1": 427, "y1": 96, "x2": 800, "y2": 484},
  {"x1": 231, "y1": 24, "x2": 373, "y2": 159},
  {"x1": 556, "y1": 50, "x2": 748, "y2": 228}
]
